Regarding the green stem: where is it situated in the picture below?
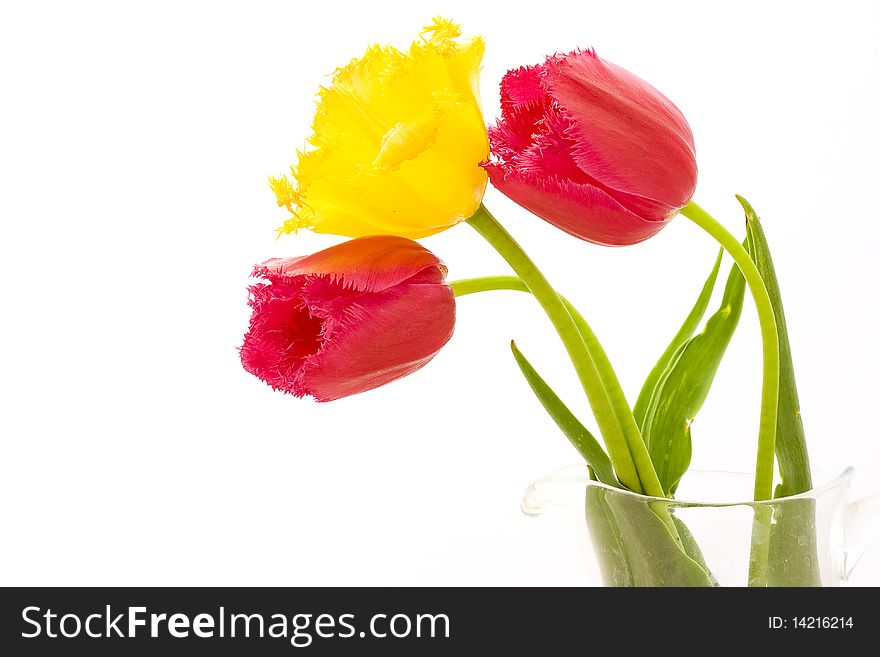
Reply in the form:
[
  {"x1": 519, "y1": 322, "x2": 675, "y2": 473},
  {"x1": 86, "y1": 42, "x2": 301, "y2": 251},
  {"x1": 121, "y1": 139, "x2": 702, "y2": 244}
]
[
  {"x1": 450, "y1": 276, "x2": 522, "y2": 297},
  {"x1": 679, "y1": 201, "x2": 779, "y2": 502},
  {"x1": 464, "y1": 206, "x2": 664, "y2": 498}
]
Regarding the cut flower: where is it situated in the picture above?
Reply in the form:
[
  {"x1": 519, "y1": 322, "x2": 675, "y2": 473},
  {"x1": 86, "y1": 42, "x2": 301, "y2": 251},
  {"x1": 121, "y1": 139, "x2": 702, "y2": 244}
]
[
  {"x1": 271, "y1": 18, "x2": 489, "y2": 240},
  {"x1": 240, "y1": 236, "x2": 455, "y2": 401},
  {"x1": 483, "y1": 49, "x2": 697, "y2": 246}
]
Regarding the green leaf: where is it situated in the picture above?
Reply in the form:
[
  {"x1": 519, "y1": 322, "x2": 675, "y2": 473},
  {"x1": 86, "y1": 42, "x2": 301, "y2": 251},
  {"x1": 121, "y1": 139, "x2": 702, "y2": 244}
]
[
  {"x1": 634, "y1": 249, "x2": 724, "y2": 430},
  {"x1": 738, "y1": 195, "x2": 812, "y2": 496},
  {"x1": 510, "y1": 341, "x2": 620, "y2": 488},
  {"x1": 672, "y1": 514, "x2": 719, "y2": 586},
  {"x1": 642, "y1": 242, "x2": 750, "y2": 495},
  {"x1": 584, "y1": 480, "x2": 717, "y2": 586},
  {"x1": 737, "y1": 195, "x2": 820, "y2": 586},
  {"x1": 603, "y1": 494, "x2": 717, "y2": 586},
  {"x1": 767, "y1": 497, "x2": 821, "y2": 586},
  {"x1": 584, "y1": 482, "x2": 635, "y2": 586}
]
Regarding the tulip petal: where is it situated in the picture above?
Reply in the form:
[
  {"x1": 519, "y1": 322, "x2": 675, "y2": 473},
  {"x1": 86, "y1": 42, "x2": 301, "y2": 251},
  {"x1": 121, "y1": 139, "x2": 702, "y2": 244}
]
[
  {"x1": 508, "y1": 109, "x2": 594, "y2": 184},
  {"x1": 255, "y1": 236, "x2": 446, "y2": 294},
  {"x1": 500, "y1": 64, "x2": 547, "y2": 110},
  {"x1": 489, "y1": 65, "x2": 552, "y2": 160},
  {"x1": 240, "y1": 285, "x2": 324, "y2": 394},
  {"x1": 300, "y1": 282, "x2": 455, "y2": 401},
  {"x1": 543, "y1": 50, "x2": 697, "y2": 217},
  {"x1": 484, "y1": 162, "x2": 667, "y2": 246}
]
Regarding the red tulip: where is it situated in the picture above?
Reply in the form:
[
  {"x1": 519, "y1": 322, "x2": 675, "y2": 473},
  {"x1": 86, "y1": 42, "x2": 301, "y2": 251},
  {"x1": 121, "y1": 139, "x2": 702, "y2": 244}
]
[
  {"x1": 240, "y1": 236, "x2": 455, "y2": 401},
  {"x1": 482, "y1": 49, "x2": 697, "y2": 246}
]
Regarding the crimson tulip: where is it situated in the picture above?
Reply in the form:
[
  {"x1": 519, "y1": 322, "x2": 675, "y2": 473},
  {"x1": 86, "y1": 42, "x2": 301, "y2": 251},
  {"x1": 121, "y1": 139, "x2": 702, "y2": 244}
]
[
  {"x1": 482, "y1": 49, "x2": 697, "y2": 246},
  {"x1": 240, "y1": 236, "x2": 455, "y2": 401}
]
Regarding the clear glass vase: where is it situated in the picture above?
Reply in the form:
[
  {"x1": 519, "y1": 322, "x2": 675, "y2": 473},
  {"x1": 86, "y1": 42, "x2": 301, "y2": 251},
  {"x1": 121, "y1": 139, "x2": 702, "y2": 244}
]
[{"x1": 522, "y1": 467, "x2": 880, "y2": 586}]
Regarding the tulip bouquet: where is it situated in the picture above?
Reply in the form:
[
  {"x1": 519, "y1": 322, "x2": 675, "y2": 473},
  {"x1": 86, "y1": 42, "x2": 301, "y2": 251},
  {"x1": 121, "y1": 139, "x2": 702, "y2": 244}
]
[{"x1": 241, "y1": 19, "x2": 818, "y2": 586}]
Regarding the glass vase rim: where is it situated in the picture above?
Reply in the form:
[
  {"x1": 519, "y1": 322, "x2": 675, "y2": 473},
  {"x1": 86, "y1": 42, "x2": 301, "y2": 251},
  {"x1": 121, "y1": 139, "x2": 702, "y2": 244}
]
[{"x1": 571, "y1": 465, "x2": 855, "y2": 508}]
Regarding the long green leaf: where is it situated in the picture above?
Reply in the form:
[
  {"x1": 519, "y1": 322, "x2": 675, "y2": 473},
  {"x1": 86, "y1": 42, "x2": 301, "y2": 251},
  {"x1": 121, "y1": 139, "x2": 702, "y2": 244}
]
[
  {"x1": 672, "y1": 515, "x2": 719, "y2": 586},
  {"x1": 739, "y1": 196, "x2": 812, "y2": 496},
  {"x1": 510, "y1": 341, "x2": 620, "y2": 488},
  {"x1": 634, "y1": 249, "x2": 724, "y2": 430},
  {"x1": 584, "y1": 484, "x2": 635, "y2": 586},
  {"x1": 643, "y1": 241, "x2": 750, "y2": 495},
  {"x1": 738, "y1": 195, "x2": 820, "y2": 586},
  {"x1": 584, "y1": 478, "x2": 717, "y2": 586},
  {"x1": 604, "y1": 495, "x2": 716, "y2": 586}
]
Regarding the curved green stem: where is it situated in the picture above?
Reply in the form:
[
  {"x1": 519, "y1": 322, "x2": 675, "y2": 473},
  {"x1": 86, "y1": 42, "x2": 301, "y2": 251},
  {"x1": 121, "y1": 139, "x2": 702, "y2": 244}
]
[
  {"x1": 465, "y1": 206, "x2": 663, "y2": 497},
  {"x1": 450, "y1": 276, "x2": 521, "y2": 297},
  {"x1": 680, "y1": 200, "x2": 779, "y2": 502}
]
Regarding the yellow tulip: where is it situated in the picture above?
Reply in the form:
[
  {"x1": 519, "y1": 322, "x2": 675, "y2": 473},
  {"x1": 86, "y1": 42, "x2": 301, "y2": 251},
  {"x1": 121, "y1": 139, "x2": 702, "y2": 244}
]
[{"x1": 271, "y1": 18, "x2": 489, "y2": 239}]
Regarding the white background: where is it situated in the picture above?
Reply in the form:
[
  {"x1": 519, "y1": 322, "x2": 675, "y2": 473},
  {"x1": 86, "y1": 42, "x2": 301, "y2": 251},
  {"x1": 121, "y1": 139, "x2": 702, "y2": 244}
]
[{"x1": 2, "y1": 0, "x2": 878, "y2": 585}]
